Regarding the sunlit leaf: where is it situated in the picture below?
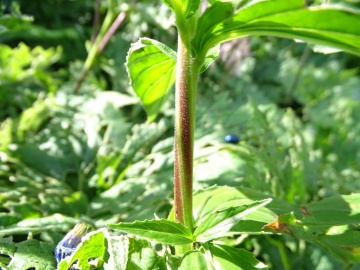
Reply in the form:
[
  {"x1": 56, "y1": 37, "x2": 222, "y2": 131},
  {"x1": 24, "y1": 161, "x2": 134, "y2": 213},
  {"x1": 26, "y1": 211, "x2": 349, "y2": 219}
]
[
  {"x1": 108, "y1": 219, "x2": 193, "y2": 245},
  {"x1": 192, "y1": 1, "x2": 234, "y2": 60},
  {"x1": 7, "y1": 239, "x2": 56, "y2": 270},
  {"x1": 58, "y1": 229, "x2": 107, "y2": 270},
  {"x1": 126, "y1": 38, "x2": 176, "y2": 122},
  {"x1": 193, "y1": 186, "x2": 270, "y2": 225},
  {"x1": 183, "y1": 0, "x2": 201, "y2": 18},
  {"x1": 192, "y1": 0, "x2": 360, "y2": 57},
  {"x1": 126, "y1": 237, "x2": 166, "y2": 269},
  {"x1": 263, "y1": 194, "x2": 360, "y2": 263},
  {"x1": 204, "y1": 243, "x2": 268, "y2": 269},
  {"x1": 103, "y1": 233, "x2": 129, "y2": 270},
  {"x1": 179, "y1": 251, "x2": 212, "y2": 270},
  {"x1": 194, "y1": 199, "x2": 271, "y2": 242},
  {"x1": 199, "y1": 45, "x2": 220, "y2": 73},
  {"x1": 160, "y1": 0, "x2": 200, "y2": 18}
]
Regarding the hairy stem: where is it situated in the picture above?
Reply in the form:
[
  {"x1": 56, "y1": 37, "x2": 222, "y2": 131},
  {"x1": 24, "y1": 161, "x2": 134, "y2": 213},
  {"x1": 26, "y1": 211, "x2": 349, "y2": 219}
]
[{"x1": 174, "y1": 34, "x2": 197, "y2": 234}]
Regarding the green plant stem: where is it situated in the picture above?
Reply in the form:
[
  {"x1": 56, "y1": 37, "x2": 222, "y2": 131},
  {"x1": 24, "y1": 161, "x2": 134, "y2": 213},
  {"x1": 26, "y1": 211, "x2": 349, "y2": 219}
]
[
  {"x1": 174, "y1": 33, "x2": 197, "y2": 237},
  {"x1": 73, "y1": 0, "x2": 126, "y2": 93},
  {"x1": 266, "y1": 236, "x2": 290, "y2": 270}
]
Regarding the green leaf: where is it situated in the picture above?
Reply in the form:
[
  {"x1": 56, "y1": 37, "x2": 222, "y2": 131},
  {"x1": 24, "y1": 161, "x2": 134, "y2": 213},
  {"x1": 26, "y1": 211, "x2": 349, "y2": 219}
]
[
  {"x1": 263, "y1": 194, "x2": 360, "y2": 263},
  {"x1": 57, "y1": 228, "x2": 165, "y2": 270},
  {"x1": 187, "y1": 186, "x2": 297, "y2": 237},
  {"x1": 126, "y1": 237, "x2": 166, "y2": 270},
  {"x1": 192, "y1": 0, "x2": 360, "y2": 57},
  {"x1": 183, "y1": 0, "x2": 201, "y2": 18},
  {"x1": 0, "y1": 214, "x2": 81, "y2": 237},
  {"x1": 194, "y1": 199, "x2": 271, "y2": 242},
  {"x1": 179, "y1": 251, "x2": 213, "y2": 270},
  {"x1": 58, "y1": 229, "x2": 107, "y2": 270},
  {"x1": 108, "y1": 219, "x2": 193, "y2": 245},
  {"x1": 204, "y1": 243, "x2": 268, "y2": 269},
  {"x1": 102, "y1": 230, "x2": 129, "y2": 270},
  {"x1": 103, "y1": 231, "x2": 166, "y2": 270},
  {"x1": 160, "y1": 0, "x2": 174, "y2": 11},
  {"x1": 6, "y1": 239, "x2": 56, "y2": 270},
  {"x1": 299, "y1": 194, "x2": 360, "y2": 226},
  {"x1": 193, "y1": 186, "x2": 269, "y2": 225},
  {"x1": 199, "y1": 45, "x2": 220, "y2": 73},
  {"x1": 190, "y1": 186, "x2": 273, "y2": 242},
  {"x1": 126, "y1": 38, "x2": 176, "y2": 122},
  {"x1": 192, "y1": 1, "x2": 234, "y2": 59},
  {"x1": 160, "y1": 0, "x2": 200, "y2": 18}
]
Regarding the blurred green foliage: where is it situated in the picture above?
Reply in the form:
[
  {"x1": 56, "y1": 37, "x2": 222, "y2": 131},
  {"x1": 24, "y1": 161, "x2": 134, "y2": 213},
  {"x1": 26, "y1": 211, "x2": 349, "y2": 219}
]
[{"x1": 0, "y1": 0, "x2": 359, "y2": 269}]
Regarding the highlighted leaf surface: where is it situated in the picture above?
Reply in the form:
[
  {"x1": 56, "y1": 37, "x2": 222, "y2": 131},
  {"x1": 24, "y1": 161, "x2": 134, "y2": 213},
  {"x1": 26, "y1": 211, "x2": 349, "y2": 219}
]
[
  {"x1": 109, "y1": 219, "x2": 193, "y2": 245},
  {"x1": 192, "y1": 0, "x2": 360, "y2": 57},
  {"x1": 205, "y1": 243, "x2": 268, "y2": 269},
  {"x1": 263, "y1": 194, "x2": 360, "y2": 263},
  {"x1": 192, "y1": 186, "x2": 272, "y2": 242},
  {"x1": 126, "y1": 38, "x2": 176, "y2": 122}
]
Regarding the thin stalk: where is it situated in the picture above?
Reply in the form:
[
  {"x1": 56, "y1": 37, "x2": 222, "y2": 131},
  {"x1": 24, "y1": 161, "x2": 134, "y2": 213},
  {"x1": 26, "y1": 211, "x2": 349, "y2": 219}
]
[
  {"x1": 98, "y1": 12, "x2": 126, "y2": 53},
  {"x1": 73, "y1": 0, "x2": 126, "y2": 93},
  {"x1": 174, "y1": 34, "x2": 198, "y2": 236},
  {"x1": 73, "y1": 8, "x2": 115, "y2": 93},
  {"x1": 91, "y1": 0, "x2": 101, "y2": 43},
  {"x1": 266, "y1": 236, "x2": 291, "y2": 270}
]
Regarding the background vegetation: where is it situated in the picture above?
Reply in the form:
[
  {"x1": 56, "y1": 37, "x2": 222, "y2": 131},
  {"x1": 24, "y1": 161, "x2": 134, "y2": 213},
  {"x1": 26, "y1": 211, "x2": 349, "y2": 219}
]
[{"x1": 1, "y1": 0, "x2": 360, "y2": 269}]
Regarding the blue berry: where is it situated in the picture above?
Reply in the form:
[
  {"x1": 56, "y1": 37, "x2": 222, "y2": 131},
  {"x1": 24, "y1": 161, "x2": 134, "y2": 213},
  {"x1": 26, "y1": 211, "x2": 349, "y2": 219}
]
[
  {"x1": 224, "y1": 134, "x2": 240, "y2": 144},
  {"x1": 54, "y1": 223, "x2": 86, "y2": 263}
]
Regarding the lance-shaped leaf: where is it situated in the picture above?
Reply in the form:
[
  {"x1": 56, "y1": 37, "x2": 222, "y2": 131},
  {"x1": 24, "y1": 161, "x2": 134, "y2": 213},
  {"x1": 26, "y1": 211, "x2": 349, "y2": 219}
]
[
  {"x1": 108, "y1": 219, "x2": 193, "y2": 245},
  {"x1": 204, "y1": 243, "x2": 268, "y2": 269},
  {"x1": 183, "y1": 0, "x2": 201, "y2": 18},
  {"x1": 193, "y1": 186, "x2": 272, "y2": 225},
  {"x1": 191, "y1": 186, "x2": 273, "y2": 242},
  {"x1": 126, "y1": 38, "x2": 176, "y2": 122},
  {"x1": 194, "y1": 199, "x2": 272, "y2": 242},
  {"x1": 263, "y1": 194, "x2": 360, "y2": 263},
  {"x1": 192, "y1": 0, "x2": 360, "y2": 58}
]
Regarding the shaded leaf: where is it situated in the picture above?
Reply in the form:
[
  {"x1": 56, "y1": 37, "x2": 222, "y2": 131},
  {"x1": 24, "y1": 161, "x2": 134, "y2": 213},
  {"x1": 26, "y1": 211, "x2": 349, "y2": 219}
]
[{"x1": 0, "y1": 214, "x2": 81, "y2": 237}]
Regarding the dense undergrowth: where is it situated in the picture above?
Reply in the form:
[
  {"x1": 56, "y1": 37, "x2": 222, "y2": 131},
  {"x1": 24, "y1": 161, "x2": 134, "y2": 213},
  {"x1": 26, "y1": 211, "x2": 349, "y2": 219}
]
[{"x1": 1, "y1": 0, "x2": 360, "y2": 269}]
